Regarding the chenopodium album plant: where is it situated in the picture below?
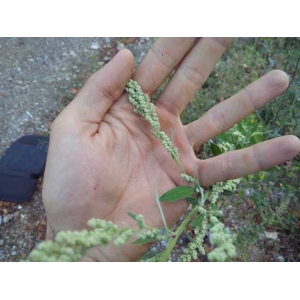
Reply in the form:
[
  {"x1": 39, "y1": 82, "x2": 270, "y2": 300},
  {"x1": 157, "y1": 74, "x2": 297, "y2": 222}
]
[{"x1": 28, "y1": 79, "x2": 242, "y2": 262}]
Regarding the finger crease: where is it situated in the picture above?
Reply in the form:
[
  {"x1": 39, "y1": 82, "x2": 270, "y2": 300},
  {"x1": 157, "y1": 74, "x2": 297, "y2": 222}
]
[
  {"x1": 242, "y1": 86, "x2": 258, "y2": 111},
  {"x1": 179, "y1": 64, "x2": 206, "y2": 88},
  {"x1": 221, "y1": 153, "x2": 234, "y2": 181},
  {"x1": 252, "y1": 144, "x2": 264, "y2": 170}
]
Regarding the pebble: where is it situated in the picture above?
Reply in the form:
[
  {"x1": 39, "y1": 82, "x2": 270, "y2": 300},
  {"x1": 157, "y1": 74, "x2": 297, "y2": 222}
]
[
  {"x1": 274, "y1": 254, "x2": 285, "y2": 262},
  {"x1": 90, "y1": 42, "x2": 100, "y2": 50},
  {"x1": 0, "y1": 239, "x2": 4, "y2": 246},
  {"x1": 11, "y1": 251, "x2": 17, "y2": 256},
  {"x1": 117, "y1": 42, "x2": 125, "y2": 51},
  {"x1": 14, "y1": 211, "x2": 20, "y2": 218},
  {"x1": 0, "y1": 215, "x2": 2, "y2": 225},
  {"x1": 3, "y1": 214, "x2": 14, "y2": 224},
  {"x1": 264, "y1": 231, "x2": 278, "y2": 240},
  {"x1": 69, "y1": 51, "x2": 76, "y2": 57}
]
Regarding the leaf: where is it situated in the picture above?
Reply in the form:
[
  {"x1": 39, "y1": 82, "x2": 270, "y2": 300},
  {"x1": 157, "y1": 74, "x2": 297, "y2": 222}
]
[
  {"x1": 158, "y1": 227, "x2": 168, "y2": 236},
  {"x1": 222, "y1": 189, "x2": 234, "y2": 196},
  {"x1": 185, "y1": 197, "x2": 198, "y2": 207},
  {"x1": 210, "y1": 203, "x2": 219, "y2": 211},
  {"x1": 237, "y1": 123, "x2": 246, "y2": 135},
  {"x1": 127, "y1": 211, "x2": 138, "y2": 220},
  {"x1": 159, "y1": 186, "x2": 194, "y2": 202},
  {"x1": 264, "y1": 166, "x2": 280, "y2": 172},
  {"x1": 185, "y1": 231, "x2": 194, "y2": 243},
  {"x1": 190, "y1": 214, "x2": 205, "y2": 228},
  {"x1": 132, "y1": 237, "x2": 157, "y2": 245},
  {"x1": 250, "y1": 131, "x2": 267, "y2": 137},
  {"x1": 210, "y1": 141, "x2": 222, "y2": 156}
]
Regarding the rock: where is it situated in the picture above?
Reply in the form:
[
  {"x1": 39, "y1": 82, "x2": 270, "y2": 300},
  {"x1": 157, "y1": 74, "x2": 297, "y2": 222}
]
[
  {"x1": 17, "y1": 205, "x2": 22, "y2": 210},
  {"x1": 14, "y1": 211, "x2": 20, "y2": 218},
  {"x1": 0, "y1": 215, "x2": 2, "y2": 225},
  {"x1": 90, "y1": 42, "x2": 100, "y2": 50},
  {"x1": 0, "y1": 239, "x2": 4, "y2": 246},
  {"x1": 264, "y1": 231, "x2": 278, "y2": 240},
  {"x1": 69, "y1": 51, "x2": 76, "y2": 57},
  {"x1": 11, "y1": 251, "x2": 17, "y2": 256},
  {"x1": 274, "y1": 254, "x2": 285, "y2": 262},
  {"x1": 3, "y1": 214, "x2": 14, "y2": 224},
  {"x1": 103, "y1": 56, "x2": 111, "y2": 61},
  {"x1": 117, "y1": 42, "x2": 125, "y2": 51}
]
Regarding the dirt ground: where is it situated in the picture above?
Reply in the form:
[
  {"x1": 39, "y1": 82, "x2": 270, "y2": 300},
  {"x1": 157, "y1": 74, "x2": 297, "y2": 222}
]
[{"x1": 0, "y1": 37, "x2": 152, "y2": 261}]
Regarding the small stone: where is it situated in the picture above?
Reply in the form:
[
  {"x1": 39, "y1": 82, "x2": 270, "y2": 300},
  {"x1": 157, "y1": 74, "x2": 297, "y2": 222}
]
[
  {"x1": 0, "y1": 215, "x2": 2, "y2": 225},
  {"x1": 14, "y1": 211, "x2": 20, "y2": 217},
  {"x1": 264, "y1": 231, "x2": 278, "y2": 240},
  {"x1": 103, "y1": 56, "x2": 111, "y2": 61},
  {"x1": 274, "y1": 254, "x2": 285, "y2": 262},
  {"x1": 91, "y1": 42, "x2": 100, "y2": 50},
  {"x1": 11, "y1": 251, "x2": 17, "y2": 256},
  {"x1": 70, "y1": 51, "x2": 76, "y2": 57},
  {"x1": 18, "y1": 205, "x2": 22, "y2": 209},
  {"x1": 117, "y1": 42, "x2": 125, "y2": 51},
  {"x1": 0, "y1": 240, "x2": 4, "y2": 246},
  {"x1": 3, "y1": 214, "x2": 14, "y2": 223}
]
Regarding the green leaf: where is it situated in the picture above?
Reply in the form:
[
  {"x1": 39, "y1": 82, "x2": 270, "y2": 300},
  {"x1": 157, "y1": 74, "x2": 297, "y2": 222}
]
[
  {"x1": 185, "y1": 197, "x2": 198, "y2": 207},
  {"x1": 160, "y1": 186, "x2": 194, "y2": 202},
  {"x1": 210, "y1": 141, "x2": 222, "y2": 156},
  {"x1": 237, "y1": 123, "x2": 246, "y2": 135},
  {"x1": 127, "y1": 212, "x2": 138, "y2": 220},
  {"x1": 222, "y1": 189, "x2": 234, "y2": 196},
  {"x1": 190, "y1": 214, "x2": 205, "y2": 228},
  {"x1": 158, "y1": 227, "x2": 168, "y2": 236},
  {"x1": 210, "y1": 204, "x2": 219, "y2": 211},
  {"x1": 264, "y1": 166, "x2": 280, "y2": 172},
  {"x1": 250, "y1": 131, "x2": 267, "y2": 137},
  {"x1": 185, "y1": 231, "x2": 194, "y2": 243},
  {"x1": 235, "y1": 143, "x2": 242, "y2": 150},
  {"x1": 132, "y1": 237, "x2": 157, "y2": 245}
]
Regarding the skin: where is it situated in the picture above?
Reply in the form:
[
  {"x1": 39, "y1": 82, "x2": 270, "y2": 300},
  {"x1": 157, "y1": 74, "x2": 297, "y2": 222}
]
[{"x1": 43, "y1": 38, "x2": 300, "y2": 261}]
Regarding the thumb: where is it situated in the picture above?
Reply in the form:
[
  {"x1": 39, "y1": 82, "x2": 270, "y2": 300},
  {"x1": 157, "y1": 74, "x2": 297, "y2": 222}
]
[{"x1": 60, "y1": 49, "x2": 134, "y2": 127}]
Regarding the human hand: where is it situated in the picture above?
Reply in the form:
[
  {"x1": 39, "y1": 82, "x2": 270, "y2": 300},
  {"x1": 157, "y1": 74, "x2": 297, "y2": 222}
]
[{"x1": 43, "y1": 38, "x2": 300, "y2": 261}]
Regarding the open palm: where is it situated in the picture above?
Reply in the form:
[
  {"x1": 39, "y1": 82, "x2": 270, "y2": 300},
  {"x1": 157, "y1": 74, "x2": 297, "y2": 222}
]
[{"x1": 43, "y1": 38, "x2": 300, "y2": 261}]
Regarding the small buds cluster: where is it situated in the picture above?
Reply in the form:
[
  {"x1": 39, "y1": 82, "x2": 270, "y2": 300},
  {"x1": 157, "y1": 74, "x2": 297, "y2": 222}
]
[
  {"x1": 135, "y1": 214, "x2": 146, "y2": 229},
  {"x1": 126, "y1": 79, "x2": 179, "y2": 164},
  {"x1": 207, "y1": 217, "x2": 236, "y2": 262},
  {"x1": 136, "y1": 228, "x2": 160, "y2": 240},
  {"x1": 114, "y1": 229, "x2": 134, "y2": 246},
  {"x1": 181, "y1": 173, "x2": 196, "y2": 184}
]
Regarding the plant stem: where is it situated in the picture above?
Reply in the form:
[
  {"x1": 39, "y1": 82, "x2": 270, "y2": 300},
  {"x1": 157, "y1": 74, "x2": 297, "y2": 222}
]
[{"x1": 159, "y1": 205, "x2": 199, "y2": 262}]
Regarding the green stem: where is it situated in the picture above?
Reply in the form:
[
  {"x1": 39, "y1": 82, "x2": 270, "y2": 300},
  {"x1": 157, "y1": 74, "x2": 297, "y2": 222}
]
[{"x1": 159, "y1": 205, "x2": 199, "y2": 262}]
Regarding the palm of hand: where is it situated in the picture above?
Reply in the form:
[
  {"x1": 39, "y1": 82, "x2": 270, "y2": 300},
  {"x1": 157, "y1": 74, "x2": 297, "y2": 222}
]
[
  {"x1": 44, "y1": 92, "x2": 194, "y2": 260},
  {"x1": 43, "y1": 38, "x2": 300, "y2": 261}
]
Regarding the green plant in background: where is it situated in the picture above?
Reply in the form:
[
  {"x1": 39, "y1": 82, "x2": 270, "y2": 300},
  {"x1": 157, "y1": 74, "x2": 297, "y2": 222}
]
[{"x1": 180, "y1": 37, "x2": 300, "y2": 261}]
